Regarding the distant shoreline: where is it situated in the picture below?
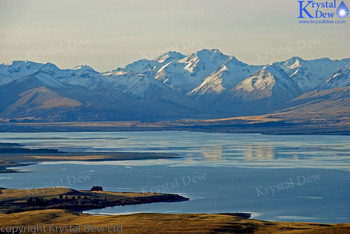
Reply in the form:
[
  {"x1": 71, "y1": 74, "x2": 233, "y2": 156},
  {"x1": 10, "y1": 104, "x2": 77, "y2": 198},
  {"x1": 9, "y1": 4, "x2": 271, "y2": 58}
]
[
  {"x1": 0, "y1": 142, "x2": 180, "y2": 173},
  {"x1": 0, "y1": 121, "x2": 349, "y2": 135}
]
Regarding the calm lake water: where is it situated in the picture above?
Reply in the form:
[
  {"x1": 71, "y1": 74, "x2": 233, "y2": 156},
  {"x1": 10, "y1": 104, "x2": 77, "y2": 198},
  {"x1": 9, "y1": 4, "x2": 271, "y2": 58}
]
[{"x1": 0, "y1": 131, "x2": 349, "y2": 223}]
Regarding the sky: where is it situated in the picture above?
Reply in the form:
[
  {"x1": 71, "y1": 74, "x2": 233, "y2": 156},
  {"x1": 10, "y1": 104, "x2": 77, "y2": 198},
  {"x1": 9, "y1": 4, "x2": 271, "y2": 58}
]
[{"x1": 0, "y1": 0, "x2": 349, "y2": 72}]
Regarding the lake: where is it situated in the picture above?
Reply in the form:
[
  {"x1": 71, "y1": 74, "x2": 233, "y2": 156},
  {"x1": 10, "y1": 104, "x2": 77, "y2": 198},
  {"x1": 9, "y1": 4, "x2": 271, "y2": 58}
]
[{"x1": 0, "y1": 131, "x2": 349, "y2": 223}]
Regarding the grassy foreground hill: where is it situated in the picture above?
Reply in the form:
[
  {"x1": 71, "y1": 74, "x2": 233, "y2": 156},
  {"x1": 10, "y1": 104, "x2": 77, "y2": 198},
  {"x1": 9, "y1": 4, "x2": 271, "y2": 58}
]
[
  {"x1": 0, "y1": 188, "x2": 349, "y2": 233},
  {"x1": 0, "y1": 209, "x2": 349, "y2": 233}
]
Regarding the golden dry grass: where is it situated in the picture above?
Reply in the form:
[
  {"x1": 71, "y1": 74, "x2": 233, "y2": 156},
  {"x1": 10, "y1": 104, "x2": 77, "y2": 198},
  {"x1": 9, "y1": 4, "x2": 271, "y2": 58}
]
[
  {"x1": 0, "y1": 187, "x2": 173, "y2": 204},
  {"x1": 0, "y1": 187, "x2": 186, "y2": 215},
  {"x1": 0, "y1": 188, "x2": 74, "y2": 201},
  {"x1": 0, "y1": 189, "x2": 349, "y2": 233},
  {"x1": 0, "y1": 209, "x2": 349, "y2": 234}
]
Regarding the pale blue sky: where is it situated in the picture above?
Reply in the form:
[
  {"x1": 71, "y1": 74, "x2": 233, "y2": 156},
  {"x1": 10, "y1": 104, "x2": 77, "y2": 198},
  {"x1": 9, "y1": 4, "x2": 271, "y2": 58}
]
[{"x1": 1, "y1": 0, "x2": 349, "y2": 71}]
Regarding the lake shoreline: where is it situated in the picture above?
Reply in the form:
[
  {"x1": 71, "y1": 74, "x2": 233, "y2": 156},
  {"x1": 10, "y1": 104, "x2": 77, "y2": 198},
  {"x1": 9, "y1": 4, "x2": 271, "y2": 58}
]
[
  {"x1": 0, "y1": 187, "x2": 349, "y2": 233},
  {"x1": 1, "y1": 121, "x2": 349, "y2": 135},
  {"x1": 0, "y1": 132, "x2": 349, "y2": 227},
  {"x1": 0, "y1": 187, "x2": 189, "y2": 214},
  {"x1": 0, "y1": 142, "x2": 180, "y2": 173}
]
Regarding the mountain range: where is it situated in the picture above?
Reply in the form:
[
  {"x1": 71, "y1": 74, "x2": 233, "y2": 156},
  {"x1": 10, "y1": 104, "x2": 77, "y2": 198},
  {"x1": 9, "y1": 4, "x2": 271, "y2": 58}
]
[{"x1": 0, "y1": 49, "x2": 349, "y2": 123}]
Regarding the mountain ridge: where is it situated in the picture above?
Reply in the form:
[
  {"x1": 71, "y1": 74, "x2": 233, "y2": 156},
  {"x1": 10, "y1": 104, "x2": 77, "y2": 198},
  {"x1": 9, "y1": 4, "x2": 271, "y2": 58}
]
[{"x1": 0, "y1": 49, "x2": 349, "y2": 122}]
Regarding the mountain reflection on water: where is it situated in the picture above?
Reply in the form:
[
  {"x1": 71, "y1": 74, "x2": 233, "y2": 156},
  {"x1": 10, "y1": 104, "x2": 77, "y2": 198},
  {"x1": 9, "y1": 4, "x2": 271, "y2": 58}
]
[
  {"x1": 201, "y1": 146, "x2": 223, "y2": 161},
  {"x1": 244, "y1": 144, "x2": 275, "y2": 161}
]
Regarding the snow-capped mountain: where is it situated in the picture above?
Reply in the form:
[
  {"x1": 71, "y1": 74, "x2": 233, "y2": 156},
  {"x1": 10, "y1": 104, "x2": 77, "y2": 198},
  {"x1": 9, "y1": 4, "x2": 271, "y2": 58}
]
[
  {"x1": 274, "y1": 57, "x2": 350, "y2": 91},
  {"x1": 0, "y1": 61, "x2": 49, "y2": 85},
  {"x1": 108, "y1": 51, "x2": 185, "y2": 77},
  {"x1": 0, "y1": 60, "x2": 198, "y2": 121},
  {"x1": 321, "y1": 66, "x2": 350, "y2": 90},
  {"x1": 0, "y1": 50, "x2": 349, "y2": 121},
  {"x1": 229, "y1": 64, "x2": 301, "y2": 105},
  {"x1": 206, "y1": 65, "x2": 303, "y2": 116},
  {"x1": 0, "y1": 61, "x2": 101, "y2": 86},
  {"x1": 155, "y1": 49, "x2": 231, "y2": 94},
  {"x1": 191, "y1": 57, "x2": 262, "y2": 97}
]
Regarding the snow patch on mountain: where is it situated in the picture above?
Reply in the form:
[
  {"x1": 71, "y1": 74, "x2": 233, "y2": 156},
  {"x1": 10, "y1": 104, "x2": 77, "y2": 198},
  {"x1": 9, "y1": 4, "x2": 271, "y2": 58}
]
[
  {"x1": 230, "y1": 64, "x2": 301, "y2": 103},
  {"x1": 156, "y1": 51, "x2": 185, "y2": 63},
  {"x1": 0, "y1": 61, "x2": 44, "y2": 81},
  {"x1": 275, "y1": 57, "x2": 350, "y2": 91},
  {"x1": 191, "y1": 57, "x2": 263, "y2": 96},
  {"x1": 155, "y1": 49, "x2": 231, "y2": 93},
  {"x1": 322, "y1": 65, "x2": 350, "y2": 89}
]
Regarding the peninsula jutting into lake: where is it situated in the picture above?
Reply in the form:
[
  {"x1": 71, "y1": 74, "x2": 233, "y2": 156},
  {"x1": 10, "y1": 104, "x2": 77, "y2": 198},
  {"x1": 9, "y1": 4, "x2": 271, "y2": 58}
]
[{"x1": 0, "y1": 187, "x2": 189, "y2": 214}]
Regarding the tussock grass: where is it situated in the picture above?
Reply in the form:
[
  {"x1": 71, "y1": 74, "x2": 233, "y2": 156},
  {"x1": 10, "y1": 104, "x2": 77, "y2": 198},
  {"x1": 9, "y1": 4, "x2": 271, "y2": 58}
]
[{"x1": 0, "y1": 210, "x2": 349, "y2": 234}]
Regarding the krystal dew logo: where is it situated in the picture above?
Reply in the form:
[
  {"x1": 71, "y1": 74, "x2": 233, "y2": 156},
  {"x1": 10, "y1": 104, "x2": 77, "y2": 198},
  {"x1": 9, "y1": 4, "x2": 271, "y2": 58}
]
[{"x1": 298, "y1": 0, "x2": 349, "y2": 23}]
